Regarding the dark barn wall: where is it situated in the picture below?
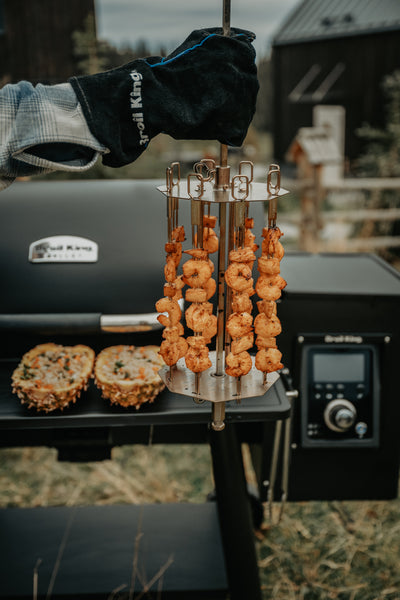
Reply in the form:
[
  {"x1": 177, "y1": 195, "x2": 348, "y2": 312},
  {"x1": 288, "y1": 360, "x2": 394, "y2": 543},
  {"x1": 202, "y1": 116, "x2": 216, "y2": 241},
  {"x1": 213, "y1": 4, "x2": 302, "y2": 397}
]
[
  {"x1": 0, "y1": 0, "x2": 95, "y2": 84},
  {"x1": 272, "y1": 30, "x2": 400, "y2": 164}
]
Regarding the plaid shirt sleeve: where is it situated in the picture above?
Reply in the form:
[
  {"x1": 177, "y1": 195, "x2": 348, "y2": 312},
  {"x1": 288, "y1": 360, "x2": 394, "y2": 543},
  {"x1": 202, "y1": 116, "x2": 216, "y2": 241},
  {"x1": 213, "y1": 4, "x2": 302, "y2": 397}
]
[{"x1": 0, "y1": 81, "x2": 109, "y2": 191}]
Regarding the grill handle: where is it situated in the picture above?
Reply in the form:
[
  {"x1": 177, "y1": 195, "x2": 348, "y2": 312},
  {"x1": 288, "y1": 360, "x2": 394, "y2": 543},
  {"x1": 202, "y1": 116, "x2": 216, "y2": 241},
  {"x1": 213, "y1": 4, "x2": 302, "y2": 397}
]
[{"x1": 0, "y1": 314, "x2": 101, "y2": 335}]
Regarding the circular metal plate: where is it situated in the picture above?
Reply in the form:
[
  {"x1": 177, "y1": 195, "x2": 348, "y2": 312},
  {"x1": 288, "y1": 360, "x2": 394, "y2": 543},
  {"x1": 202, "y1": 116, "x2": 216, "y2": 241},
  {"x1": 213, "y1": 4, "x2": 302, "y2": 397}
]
[{"x1": 158, "y1": 182, "x2": 290, "y2": 203}]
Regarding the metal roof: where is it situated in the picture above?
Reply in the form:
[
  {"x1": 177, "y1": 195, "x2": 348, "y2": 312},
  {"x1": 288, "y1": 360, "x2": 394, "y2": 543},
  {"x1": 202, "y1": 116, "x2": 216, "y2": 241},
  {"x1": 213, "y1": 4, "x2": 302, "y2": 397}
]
[{"x1": 273, "y1": 0, "x2": 400, "y2": 46}]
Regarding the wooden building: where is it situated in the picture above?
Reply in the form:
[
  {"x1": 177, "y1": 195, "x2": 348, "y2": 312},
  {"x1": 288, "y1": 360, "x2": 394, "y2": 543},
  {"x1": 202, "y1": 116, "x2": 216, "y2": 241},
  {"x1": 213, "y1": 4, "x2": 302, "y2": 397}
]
[
  {"x1": 0, "y1": 0, "x2": 95, "y2": 85},
  {"x1": 272, "y1": 0, "x2": 400, "y2": 165}
]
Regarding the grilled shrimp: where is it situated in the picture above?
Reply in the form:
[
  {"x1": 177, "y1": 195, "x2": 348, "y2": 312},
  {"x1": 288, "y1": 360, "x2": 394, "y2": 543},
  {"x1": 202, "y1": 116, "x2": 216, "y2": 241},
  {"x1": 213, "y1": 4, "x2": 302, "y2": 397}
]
[
  {"x1": 185, "y1": 346, "x2": 212, "y2": 373},
  {"x1": 225, "y1": 351, "x2": 252, "y2": 377},
  {"x1": 183, "y1": 259, "x2": 213, "y2": 288},
  {"x1": 159, "y1": 340, "x2": 180, "y2": 366},
  {"x1": 226, "y1": 312, "x2": 253, "y2": 339},
  {"x1": 254, "y1": 313, "x2": 282, "y2": 337},
  {"x1": 225, "y1": 262, "x2": 253, "y2": 292},
  {"x1": 231, "y1": 331, "x2": 254, "y2": 354},
  {"x1": 257, "y1": 256, "x2": 281, "y2": 275},
  {"x1": 155, "y1": 297, "x2": 181, "y2": 327},
  {"x1": 255, "y1": 277, "x2": 282, "y2": 301},
  {"x1": 255, "y1": 348, "x2": 283, "y2": 373},
  {"x1": 231, "y1": 291, "x2": 253, "y2": 314}
]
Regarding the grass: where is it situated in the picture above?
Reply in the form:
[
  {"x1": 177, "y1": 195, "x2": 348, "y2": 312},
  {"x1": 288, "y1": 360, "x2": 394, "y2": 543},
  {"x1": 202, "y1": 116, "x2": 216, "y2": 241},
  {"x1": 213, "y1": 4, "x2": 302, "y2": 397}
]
[{"x1": 1, "y1": 444, "x2": 400, "y2": 599}]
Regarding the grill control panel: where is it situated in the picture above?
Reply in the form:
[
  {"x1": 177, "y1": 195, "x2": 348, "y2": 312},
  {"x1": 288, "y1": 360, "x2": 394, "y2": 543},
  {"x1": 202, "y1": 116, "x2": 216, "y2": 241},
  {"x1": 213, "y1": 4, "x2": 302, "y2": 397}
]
[{"x1": 300, "y1": 344, "x2": 380, "y2": 447}]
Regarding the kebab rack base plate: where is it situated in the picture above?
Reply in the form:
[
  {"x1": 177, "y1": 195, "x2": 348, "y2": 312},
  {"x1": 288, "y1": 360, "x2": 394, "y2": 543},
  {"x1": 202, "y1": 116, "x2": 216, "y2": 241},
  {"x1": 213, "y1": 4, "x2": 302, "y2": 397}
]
[{"x1": 159, "y1": 351, "x2": 280, "y2": 403}]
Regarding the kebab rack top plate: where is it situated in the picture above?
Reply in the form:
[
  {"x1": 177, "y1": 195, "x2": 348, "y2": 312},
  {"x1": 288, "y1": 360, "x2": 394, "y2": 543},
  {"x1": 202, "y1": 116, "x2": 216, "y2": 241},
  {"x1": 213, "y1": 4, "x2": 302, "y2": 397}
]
[{"x1": 158, "y1": 181, "x2": 290, "y2": 203}]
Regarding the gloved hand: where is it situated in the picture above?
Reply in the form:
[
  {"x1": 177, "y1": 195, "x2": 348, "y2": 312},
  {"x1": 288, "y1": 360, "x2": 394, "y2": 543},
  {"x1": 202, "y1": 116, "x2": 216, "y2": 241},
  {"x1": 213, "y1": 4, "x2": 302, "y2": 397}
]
[{"x1": 69, "y1": 28, "x2": 259, "y2": 168}]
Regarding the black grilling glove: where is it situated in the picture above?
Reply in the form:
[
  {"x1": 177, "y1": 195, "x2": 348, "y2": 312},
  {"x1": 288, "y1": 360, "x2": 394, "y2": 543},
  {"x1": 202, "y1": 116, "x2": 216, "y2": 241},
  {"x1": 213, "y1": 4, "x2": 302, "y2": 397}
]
[{"x1": 69, "y1": 28, "x2": 259, "y2": 168}]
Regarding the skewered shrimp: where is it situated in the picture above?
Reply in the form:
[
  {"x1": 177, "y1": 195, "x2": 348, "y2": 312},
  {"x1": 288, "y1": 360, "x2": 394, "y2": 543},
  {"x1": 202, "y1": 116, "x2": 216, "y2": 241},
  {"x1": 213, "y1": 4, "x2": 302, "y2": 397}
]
[
  {"x1": 254, "y1": 313, "x2": 282, "y2": 337},
  {"x1": 203, "y1": 228, "x2": 219, "y2": 254},
  {"x1": 185, "y1": 288, "x2": 207, "y2": 303},
  {"x1": 225, "y1": 262, "x2": 253, "y2": 292},
  {"x1": 229, "y1": 247, "x2": 256, "y2": 264},
  {"x1": 255, "y1": 348, "x2": 283, "y2": 373},
  {"x1": 255, "y1": 277, "x2": 282, "y2": 301},
  {"x1": 226, "y1": 312, "x2": 253, "y2": 339},
  {"x1": 159, "y1": 340, "x2": 180, "y2": 366},
  {"x1": 255, "y1": 335, "x2": 277, "y2": 350},
  {"x1": 202, "y1": 314, "x2": 218, "y2": 341},
  {"x1": 171, "y1": 225, "x2": 185, "y2": 242},
  {"x1": 187, "y1": 336, "x2": 208, "y2": 349},
  {"x1": 225, "y1": 351, "x2": 252, "y2": 377},
  {"x1": 231, "y1": 291, "x2": 253, "y2": 314},
  {"x1": 185, "y1": 303, "x2": 213, "y2": 332},
  {"x1": 231, "y1": 332, "x2": 254, "y2": 354},
  {"x1": 162, "y1": 326, "x2": 181, "y2": 343},
  {"x1": 204, "y1": 215, "x2": 218, "y2": 228},
  {"x1": 155, "y1": 297, "x2": 181, "y2": 327},
  {"x1": 172, "y1": 275, "x2": 185, "y2": 300},
  {"x1": 176, "y1": 337, "x2": 189, "y2": 359},
  {"x1": 261, "y1": 227, "x2": 283, "y2": 256},
  {"x1": 165, "y1": 241, "x2": 182, "y2": 267},
  {"x1": 184, "y1": 248, "x2": 209, "y2": 260},
  {"x1": 182, "y1": 259, "x2": 212, "y2": 288},
  {"x1": 185, "y1": 346, "x2": 212, "y2": 373},
  {"x1": 257, "y1": 256, "x2": 281, "y2": 275},
  {"x1": 204, "y1": 277, "x2": 217, "y2": 300},
  {"x1": 164, "y1": 256, "x2": 177, "y2": 283},
  {"x1": 256, "y1": 299, "x2": 277, "y2": 318}
]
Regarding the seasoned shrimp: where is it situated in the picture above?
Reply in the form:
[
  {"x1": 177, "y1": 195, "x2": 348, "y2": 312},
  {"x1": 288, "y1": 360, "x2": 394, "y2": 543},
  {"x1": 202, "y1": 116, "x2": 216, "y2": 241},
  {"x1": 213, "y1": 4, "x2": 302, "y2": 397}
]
[
  {"x1": 185, "y1": 303, "x2": 213, "y2": 332},
  {"x1": 257, "y1": 256, "x2": 280, "y2": 275},
  {"x1": 254, "y1": 313, "x2": 282, "y2": 337},
  {"x1": 184, "y1": 248, "x2": 209, "y2": 260},
  {"x1": 183, "y1": 259, "x2": 212, "y2": 288},
  {"x1": 256, "y1": 299, "x2": 277, "y2": 318},
  {"x1": 203, "y1": 228, "x2": 219, "y2": 254},
  {"x1": 159, "y1": 340, "x2": 180, "y2": 366},
  {"x1": 176, "y1": 337, "x2": 189, "y2": 359},
  {"x1": 226, "y1": 312, "x2": 253, "y2": 339},
  {"x1": 261, "y1": 227, "x2": 283, "y2": 256},
  {"x1": 255, "y1": 348, "x2": 283, "y2": 373},
  {"x1": 244, "y1": 229, "x2": 258, "y2": 252},
  {"x1": 231, "y1": 291, "x2": 253, "y2": 314},
  {"x1": 155, "y1": 297, "x2": 181, "y2": 327},
  {"x1": 185, "y1": 288, "x2": 208, "y2": 303},
  {"x1": 202, "y1": 314, "x2": 218, "y2": 341},
  {"x1": 231, "y1": 331, "x2": 254, "y2": 354},
  {"x1": 164, "y1": 256, "x2": 177, "y2": 283},
  {"x1": 185, "y1": 346, "x2": 212, "y2": 373},
  {"x1": 204, "y1": 277, "x2": 217, "y2": 300},
  {"x1": 225, "y1": 262, "x2": 253, "y2": 292},
  {"x1": 204, "y1": 215, "x2": 218, "y2": 228},
  {"x1": 162, "y1": 326, "x2": 180, "y2": 343},
  {"x1": 171, "y1": 225, "x2": 185, "y2": 242},
  {"x1": 165, "y1": 241, "x2": 182, "y2": 267},
  {"x1": 225, "y1": 351, "x2": 252, "y2": 377},
  {"x1": 186, "y1": 335, "x2": 208, "y2": 349},
  {"x1": 255, "y1": 277, "x2": 282, "y2": 301},
  {"x1": 229, "y1": 247, "x2": 256, "y2": 264},
  {"x1": 255, "y1": 335, "x2": 277, "y2": 350},
  {"x1": 162, "y1": 324, "x2": 184, "y2": 341}
]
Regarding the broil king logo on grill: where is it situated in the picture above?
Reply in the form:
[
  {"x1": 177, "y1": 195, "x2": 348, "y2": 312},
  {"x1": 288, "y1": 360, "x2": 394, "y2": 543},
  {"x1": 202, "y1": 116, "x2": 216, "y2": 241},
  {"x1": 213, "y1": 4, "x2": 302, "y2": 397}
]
[
  {"x1": 130, "y1": 70, "x2": 149, "y2": 147},
  {"x1": 29, "y1": 236, "x2": 98, "y2": 263}
]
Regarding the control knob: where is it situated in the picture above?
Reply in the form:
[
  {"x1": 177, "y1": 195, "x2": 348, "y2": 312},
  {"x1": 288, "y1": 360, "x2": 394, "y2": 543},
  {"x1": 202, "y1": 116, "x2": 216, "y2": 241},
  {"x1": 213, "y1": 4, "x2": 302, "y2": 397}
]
[{"x1": 324, "y1": 399, "x2": 357, "y2": 433}]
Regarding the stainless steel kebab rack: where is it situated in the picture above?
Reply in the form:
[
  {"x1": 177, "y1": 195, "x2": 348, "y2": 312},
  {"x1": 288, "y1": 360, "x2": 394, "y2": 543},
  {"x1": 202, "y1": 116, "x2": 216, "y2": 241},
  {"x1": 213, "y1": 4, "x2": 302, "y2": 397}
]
[{"x1": 157, "y1": 155, "x2": 290, "y2": 430}]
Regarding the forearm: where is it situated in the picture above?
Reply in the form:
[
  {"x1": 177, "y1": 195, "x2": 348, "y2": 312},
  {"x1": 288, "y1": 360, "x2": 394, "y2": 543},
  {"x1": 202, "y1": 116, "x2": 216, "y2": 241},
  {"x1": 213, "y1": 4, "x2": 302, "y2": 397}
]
[{"x1": 0, "y1": 81, "x2": 108, "y2": 190}]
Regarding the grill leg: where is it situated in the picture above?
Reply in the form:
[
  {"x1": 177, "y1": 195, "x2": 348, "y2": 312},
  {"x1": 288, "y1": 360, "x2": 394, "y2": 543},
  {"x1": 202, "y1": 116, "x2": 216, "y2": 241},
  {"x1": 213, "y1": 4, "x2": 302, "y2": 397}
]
[{"x1": 209, "y1": 423, "x2": 262, "y2": 600}]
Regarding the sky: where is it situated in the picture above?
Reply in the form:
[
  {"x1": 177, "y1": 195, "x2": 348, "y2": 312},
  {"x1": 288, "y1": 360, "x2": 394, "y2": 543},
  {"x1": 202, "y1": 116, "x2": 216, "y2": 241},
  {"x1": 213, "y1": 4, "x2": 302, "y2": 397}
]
[{"x1": 95, "y1": 0, "x2": 300, "y2": 57}]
